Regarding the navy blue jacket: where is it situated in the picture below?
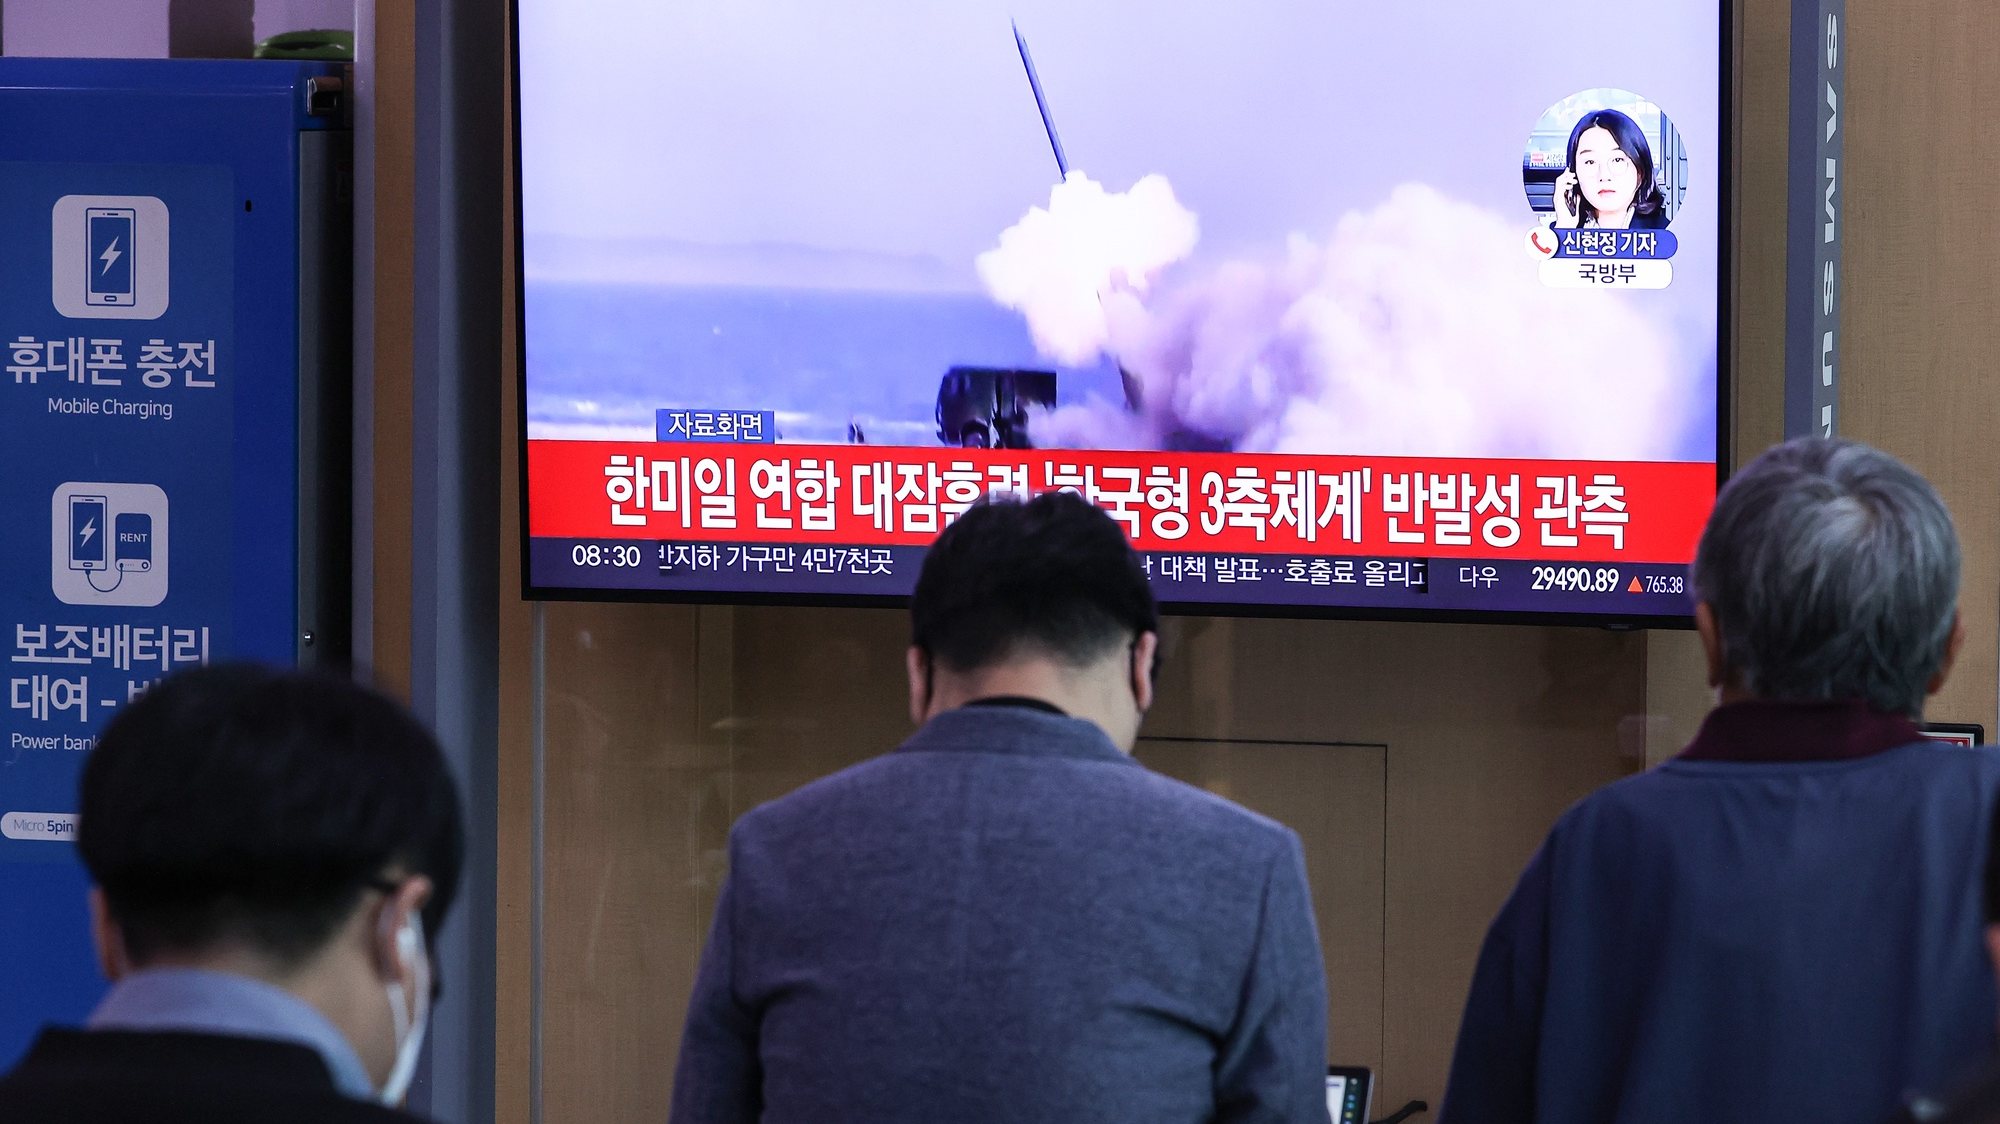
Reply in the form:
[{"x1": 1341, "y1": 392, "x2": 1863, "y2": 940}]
[
  {"x1": 0, "y1": 1030, "x2": 421, "y2": 1123},
  {"x1": 1442, "y1": 705, "x2": 2000, "y2": 1124},
  {"x1": 669, "y1": 703, "x2": 1328, "y2": 1123}
]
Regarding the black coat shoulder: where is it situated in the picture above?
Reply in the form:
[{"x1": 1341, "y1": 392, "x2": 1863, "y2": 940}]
[{"x1": 0, "y1": 1028, "x2": 427, "y2": 1124}]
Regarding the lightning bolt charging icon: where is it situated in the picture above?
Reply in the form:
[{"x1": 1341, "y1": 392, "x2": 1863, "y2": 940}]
[
  {"x1": 78, "y1": 518, "x2": 96, "y2": 547},
  {"x1": 99, "y1": 238, "x2": 122, "y2": 277}
]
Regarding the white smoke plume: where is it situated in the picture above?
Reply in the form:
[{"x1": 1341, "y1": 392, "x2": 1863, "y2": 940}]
[
  {"x1": 975, "y1": 172, "x2": 1199, "y2": 366},
  {"x1": 982, "y1": 180, "x2": 1697, "y2": 461}
]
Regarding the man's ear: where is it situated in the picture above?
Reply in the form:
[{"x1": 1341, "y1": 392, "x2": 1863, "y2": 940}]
[
  {"x1": 1695, "y1": 602, "x2": 1726, "y2": 690},
  {"x1": 88, "y1": 887, "x2": 130, "y2": 983},
  {"x1": 906, "y1": 646, "x2": 929, "y2": 727},
  {"x1": 1929, "y1": 611, "x2": 1965, "y2": 697},
  {"x1": 1130, "y1": 631, "x2": 1159, "y2": 713},
  {"x1": 372, "y1": 876, "x2": 434, "y2": 986}
]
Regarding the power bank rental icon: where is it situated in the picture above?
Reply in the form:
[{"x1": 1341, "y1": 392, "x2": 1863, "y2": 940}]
[
  {"x1": 50, "y1": 482, "x2": 169, "y2": 607},
  {"x1": 115, "y1": 512, "x2": 154, "y2": 572}
]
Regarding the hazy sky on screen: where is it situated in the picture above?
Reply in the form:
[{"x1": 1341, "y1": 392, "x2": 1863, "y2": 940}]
[
  {"x1": 518, "y1": 0, "x2": 1720, "y2": 275},
  {"x1": 519, "y1": 1, "x2": 1725, "y2": 459}
]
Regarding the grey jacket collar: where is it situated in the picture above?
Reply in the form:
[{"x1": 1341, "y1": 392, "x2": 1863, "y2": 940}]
[{"x1": 896, "y1": 703, "x2": 1135, "y2": 766}]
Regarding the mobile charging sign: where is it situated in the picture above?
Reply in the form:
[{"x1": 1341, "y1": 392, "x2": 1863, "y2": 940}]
[
  {"x1": 0, "y1": 59, "x2": 342, "y2": 1068},
  {"x1": 0, "y1": 165, "x2": 237, "y2": 857}
]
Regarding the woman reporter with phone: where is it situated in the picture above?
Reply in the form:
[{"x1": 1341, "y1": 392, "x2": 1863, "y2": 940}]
[{"x1": 1548, "y1": 108, "x2": 1670, "y2": 230}]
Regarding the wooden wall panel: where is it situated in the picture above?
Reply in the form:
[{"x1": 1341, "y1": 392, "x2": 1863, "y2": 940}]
[
  {"x1": 531, "y1": 604, "x2": 905, "y2": 1121},
  {"x1": 537, "y1": 604, "x2": 709, "y2": 1123},
  {"x1": 1732, "y1": 0, "x2": 1790, "y2": 463},
  {"x1": 1839, "y1": 0, "x2": 2000, "y2": 733},
  {"x1": 367, "y1": 0, "x2": 415, "y2": 698}
]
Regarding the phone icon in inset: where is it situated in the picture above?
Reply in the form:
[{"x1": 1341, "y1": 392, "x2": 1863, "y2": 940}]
[
  {"x1": 115, "y1": 512, "x2": 153, "y2": 572},
  {"x1": 85, "y1": 207, "x2": 137, "y2": 307},
  {"x1": 68, "y1": 496, "x2": 108, "y2": 572}
]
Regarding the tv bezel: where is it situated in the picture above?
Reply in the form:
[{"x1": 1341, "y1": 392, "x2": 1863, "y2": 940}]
[{"x1": 508, "y1": 1, "x2": 1734, "y2": 630}]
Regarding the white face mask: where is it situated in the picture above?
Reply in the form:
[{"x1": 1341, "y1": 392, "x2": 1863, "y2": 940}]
[{"x1": 379, "y1": 911, "x2": 431, "y2": 1106}]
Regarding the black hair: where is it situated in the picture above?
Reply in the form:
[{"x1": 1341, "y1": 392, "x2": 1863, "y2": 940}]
[
  {"x1": 911, "y1": 491, "x2": 1159, "y2": 674},
  {"x1": 77, "y1": 663, "x2": 464, "y2": 970},
  {"x1": 1566, "y1": 108, "x2": 1668, "y2": 225}
]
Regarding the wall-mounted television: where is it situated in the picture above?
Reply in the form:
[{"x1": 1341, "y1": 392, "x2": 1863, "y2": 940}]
[{"x1": 514, "y1": 0, "x2": 1726, "y2": 622}]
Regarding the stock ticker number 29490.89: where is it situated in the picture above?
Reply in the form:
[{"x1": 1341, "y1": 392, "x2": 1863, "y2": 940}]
[{"x1": 1530, "y1": 565, "x2": 1622, "y2": 593}]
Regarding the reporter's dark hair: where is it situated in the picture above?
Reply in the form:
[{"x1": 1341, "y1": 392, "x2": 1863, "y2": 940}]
[
  {"x1": 78, "y1": 663, "x2": 464, "y2": 969},
  {"x1": 912, "y1": 491, "x2": 1158, "y2": 672},
  {"x1": 1567, "y1": 107, "x2": 1667, "y2": 223}
]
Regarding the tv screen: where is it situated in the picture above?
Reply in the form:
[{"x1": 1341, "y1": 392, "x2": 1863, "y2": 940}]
[{"x1": 515, "y1": 1, "x2": 1725, "y2": 621}]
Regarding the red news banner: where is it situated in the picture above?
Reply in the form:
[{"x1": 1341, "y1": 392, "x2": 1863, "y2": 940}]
[{"x1": 527, "y1": 441, "x2": 1716, "y2": 564}]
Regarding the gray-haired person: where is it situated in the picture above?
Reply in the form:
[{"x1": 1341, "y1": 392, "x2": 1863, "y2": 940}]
[{"x1": 1439, "y1": 437, "x2": 2000, "y2": 1124}]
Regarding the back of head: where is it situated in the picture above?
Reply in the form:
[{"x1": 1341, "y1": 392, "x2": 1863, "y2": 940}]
[
  {"x1": 911, "y1": 491, "x2": 1158, "y2": 674},
  {"x1": 1692, "y1": 437, "x2": 1959, "y2": 716},
  {"x1": 78, "y1": 663, "x2": 464, "y2": 969}
]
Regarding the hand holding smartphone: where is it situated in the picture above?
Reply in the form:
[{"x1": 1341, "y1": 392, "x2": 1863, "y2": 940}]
[{"x1": 1550, "y1": 169, "x2": 1582, "y2": 228}]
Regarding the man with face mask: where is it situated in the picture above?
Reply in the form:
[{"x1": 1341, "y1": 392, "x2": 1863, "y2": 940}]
[
  {"x1": 0, "y1": 664, "x2": 463, "y2": 1122},
  {"x1": 669, "y1": 492, "x2": 1329, "y2": 1123}
]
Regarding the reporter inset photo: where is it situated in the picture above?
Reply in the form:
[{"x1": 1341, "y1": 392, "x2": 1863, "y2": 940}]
[{"x1": 1523, "y1": 89, "x2": 1687, "y2": 231}]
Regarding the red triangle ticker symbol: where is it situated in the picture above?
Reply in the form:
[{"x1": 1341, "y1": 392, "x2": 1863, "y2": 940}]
[{"x1": 1627, "y1": 577, "x2": 1644, "y2": 593}]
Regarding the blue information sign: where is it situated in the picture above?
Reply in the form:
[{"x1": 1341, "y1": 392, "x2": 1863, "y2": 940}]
[{"x1": 0, "y1": 59, "x2": 343, "y2": 1068}]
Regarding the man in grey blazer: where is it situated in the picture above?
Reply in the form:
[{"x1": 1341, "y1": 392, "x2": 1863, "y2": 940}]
[{"x1": 669, "y1": 492, "x2": 1328, "y2": 1123}]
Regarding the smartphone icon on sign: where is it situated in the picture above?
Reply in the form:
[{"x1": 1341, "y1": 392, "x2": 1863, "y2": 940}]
[
  {"x1": 115, "y1": 512, "x2": 153, "y2": 572},
  {"x1": 69, "y1": 496, "x2": 108, "y2": 572},
  {"x1": 85, "y1": 207, "x2": 136, "y2": 306}
]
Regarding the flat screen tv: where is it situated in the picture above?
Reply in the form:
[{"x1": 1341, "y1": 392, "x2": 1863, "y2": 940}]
[{"x1": 514, "y1": 0, "x2": 1727, "y2": 623}]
